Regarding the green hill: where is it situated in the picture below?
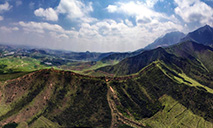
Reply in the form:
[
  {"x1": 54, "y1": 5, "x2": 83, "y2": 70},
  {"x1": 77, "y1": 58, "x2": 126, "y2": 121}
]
[{"x1": 0, "y1": 61, "x2": 212, "y2": 128}]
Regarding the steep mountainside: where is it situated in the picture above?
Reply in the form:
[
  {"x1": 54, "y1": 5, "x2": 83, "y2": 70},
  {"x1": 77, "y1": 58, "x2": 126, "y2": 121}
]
[
  {"x1": 166, "y1": 41, "x2": 213, "y2": 88},
  {"x1": 97, "y1": 46, "x2": 205, "y2": 76},
  {"x1": 0, "y1": 62, "x2": 212, "y2": 128},
  {"x1": 144, "y1": 31, "x2": 185, "y2": 50},
  {"x1": 0, "y1": 69, "x2": 111, "y2": 128},
  {"x1": 166, "y1": 41, "x2": 213, "y2": 71},
  {"x1": 181, "y1": 25, "x2": 213, "y2": 47},
  {"x1": 97, "y1": 47, "x2": 176, "y2": 76}
]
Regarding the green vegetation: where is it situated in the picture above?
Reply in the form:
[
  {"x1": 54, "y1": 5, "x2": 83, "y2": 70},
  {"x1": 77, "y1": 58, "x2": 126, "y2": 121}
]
[
  {"x1": 0, "y1": 62, "x2": 212, "y2": 127},
  {"x1": 143, "y1": 95, "x2": 212, "y2": 128},
  {"x1": 0, "y1": 56, "x2": 47, "y2": 73}
]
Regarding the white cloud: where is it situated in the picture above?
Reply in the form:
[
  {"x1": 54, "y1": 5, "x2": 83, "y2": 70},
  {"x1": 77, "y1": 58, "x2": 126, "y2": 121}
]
[
  {"x1": 107, "y1": 5, "x2": 117, "y2": 13},
  {"x1": 34, "y1": 0, "x2": 95, "y2": 23},
  {"x1": 0, "y1": 2, "x2": 12, "y2": 13},
  {"x1": 34, "y1": 8, "x2": 58, "y2": 21},
  {"x1": 106, "y1": 1, "x2": 166, "y2": 24},
  {"x1": 174, "y1": 0, "x2": 213, "y2": 25},
  {"x1": 56, "y1": 0, "x2": 95, "y2": 23}
]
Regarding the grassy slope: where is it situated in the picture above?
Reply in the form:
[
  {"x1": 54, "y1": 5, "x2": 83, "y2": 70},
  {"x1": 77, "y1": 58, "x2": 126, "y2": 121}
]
[
  {"x1": 144, "y1": 95, "x2": 212, "y2": 128},
  {"x1": 0, "y1": 56, "x2": 50, "y2": 82},
  {"x1": 0, "y1": 56, "x2": 47, "y2": 73}
]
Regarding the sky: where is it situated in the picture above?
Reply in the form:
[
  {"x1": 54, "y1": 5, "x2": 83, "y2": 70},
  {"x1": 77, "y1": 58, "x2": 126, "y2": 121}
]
[{"x1": 0, "y1": 0, "x2": 213, "y2": 52}]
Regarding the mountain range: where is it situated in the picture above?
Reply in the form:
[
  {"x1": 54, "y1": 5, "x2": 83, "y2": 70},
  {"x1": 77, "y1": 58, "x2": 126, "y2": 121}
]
[{"x1": 0, "y1": 25, "x2": 213, "y2": 128}]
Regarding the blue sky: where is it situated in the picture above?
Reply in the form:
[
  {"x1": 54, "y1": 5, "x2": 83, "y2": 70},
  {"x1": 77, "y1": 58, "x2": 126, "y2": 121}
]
[{"x1": 0, "y1": 0, "x2": 213, "y2": 52}]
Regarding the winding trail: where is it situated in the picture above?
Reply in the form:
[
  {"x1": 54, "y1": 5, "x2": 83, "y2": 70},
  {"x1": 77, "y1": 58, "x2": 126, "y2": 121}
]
[{"x1": 106, "y1": 79, "x2": 146, "y2": 128}]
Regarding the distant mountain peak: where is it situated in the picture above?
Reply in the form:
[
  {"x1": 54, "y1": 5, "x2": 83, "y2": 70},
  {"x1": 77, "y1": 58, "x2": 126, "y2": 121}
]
[
  {"x1": 181, "y1": 25, "x2": 213, "y2": 47},
  {"x1": 144, "y1": 31, "x2": 185, "y2": 50},
  {"x1": 204, "y1": 24, "x2": 211, "y2": 28},
  {"x1": 197, "y1": 24, "x2": 213, "y2": 32}
]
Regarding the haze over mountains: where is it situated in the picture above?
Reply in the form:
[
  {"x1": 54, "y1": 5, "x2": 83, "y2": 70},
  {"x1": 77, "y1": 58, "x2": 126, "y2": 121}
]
[
  {"x1": 99, "y1": 25, "x2": 213, "y2": 64},
  {"x1": 144, "y1": 31, "x2": 185, "y2": 49},
  {"x1": 0, "y1": 25, "x2": 213, "y2": 128}
]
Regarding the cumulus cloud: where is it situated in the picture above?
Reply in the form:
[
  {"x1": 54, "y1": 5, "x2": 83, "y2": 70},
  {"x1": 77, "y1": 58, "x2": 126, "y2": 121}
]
[
  {"x1": 56, "y1": 0, "x2": 95, "y2": 23},
  {"x1": 0, "y1": 2, "x2": 12, "y2": 13},
  {"x1": 34, "y1": 0, "x2": 95, "y2": 23},
  {"x1": 34, "y1": 8, "x2": 58, "y2": 21},
  {"x1": 106, "y1": 1, "x2": 167, "y2": 25},
  {"x1": 107, "y1": 5, "x2": 118, "y2": 13},
  {"x1": 174, "y1": 0, "x2": 213, "y2": 25}
]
